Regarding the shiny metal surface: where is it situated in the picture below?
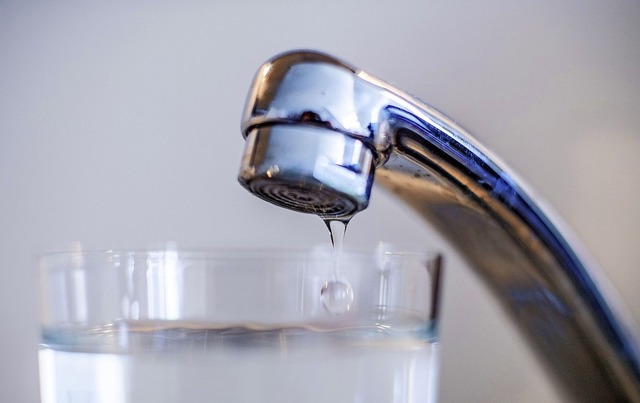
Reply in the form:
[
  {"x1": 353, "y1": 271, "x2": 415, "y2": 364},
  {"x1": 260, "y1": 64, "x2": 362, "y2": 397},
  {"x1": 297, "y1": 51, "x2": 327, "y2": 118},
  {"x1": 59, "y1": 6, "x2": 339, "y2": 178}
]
[
  {"x1": 238, "y1": 50, "x2": 640, "y2": 402},
  {"x1": 239, "y1": 125, "x2": 374, "y2": 219}
]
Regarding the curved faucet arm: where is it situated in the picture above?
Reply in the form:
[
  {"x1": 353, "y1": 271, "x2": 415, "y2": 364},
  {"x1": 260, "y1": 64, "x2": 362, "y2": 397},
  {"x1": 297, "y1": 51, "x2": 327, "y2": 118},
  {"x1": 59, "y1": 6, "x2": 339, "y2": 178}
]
[
  {"x1": 377, "y1": 103, "x2": 640, "y2": 402},
  {"x1": 239, "y1": 50, "x2": 640, "y2": 402}
]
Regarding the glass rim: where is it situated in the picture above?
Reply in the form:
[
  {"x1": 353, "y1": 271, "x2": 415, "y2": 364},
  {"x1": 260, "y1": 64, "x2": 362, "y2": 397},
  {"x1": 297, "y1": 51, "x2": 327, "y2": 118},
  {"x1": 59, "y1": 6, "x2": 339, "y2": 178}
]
[
  {"x1": 38, "y1": 247, "x2": 438, "y2": 260},
  {"x1": 37, "y1": 247, "x2": 441, "y2": 272}
]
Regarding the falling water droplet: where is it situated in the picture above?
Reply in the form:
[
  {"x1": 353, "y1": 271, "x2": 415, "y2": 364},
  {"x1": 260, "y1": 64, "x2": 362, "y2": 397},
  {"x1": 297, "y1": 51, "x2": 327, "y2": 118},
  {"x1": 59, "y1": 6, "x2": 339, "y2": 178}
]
[
  {"x1": 321, "y1": 280, "x2": 354, "y2": 314},
  {"x1": 320, "y1": 218, "x2": 353, "y2": 314}
]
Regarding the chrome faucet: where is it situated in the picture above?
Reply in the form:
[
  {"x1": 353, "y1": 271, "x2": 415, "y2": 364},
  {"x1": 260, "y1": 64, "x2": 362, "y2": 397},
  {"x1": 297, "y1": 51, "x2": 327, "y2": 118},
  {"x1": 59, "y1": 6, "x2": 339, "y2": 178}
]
[{"x1": 237, "y1": 50, "x2": 640, "y2": 402}]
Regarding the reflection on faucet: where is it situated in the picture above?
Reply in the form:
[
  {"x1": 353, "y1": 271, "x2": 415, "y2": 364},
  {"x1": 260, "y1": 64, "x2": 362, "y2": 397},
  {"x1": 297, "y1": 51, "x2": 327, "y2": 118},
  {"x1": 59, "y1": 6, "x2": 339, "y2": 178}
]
[{"x1": 237, "y1": 50, "x2": 640, "y2": 402}]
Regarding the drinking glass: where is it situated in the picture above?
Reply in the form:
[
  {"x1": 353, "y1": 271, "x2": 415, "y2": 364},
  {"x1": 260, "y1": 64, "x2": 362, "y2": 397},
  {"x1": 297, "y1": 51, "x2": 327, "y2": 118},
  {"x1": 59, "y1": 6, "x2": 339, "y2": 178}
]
[{"x1": 38, "y1": 248, "x2": 442, "y2": 403}]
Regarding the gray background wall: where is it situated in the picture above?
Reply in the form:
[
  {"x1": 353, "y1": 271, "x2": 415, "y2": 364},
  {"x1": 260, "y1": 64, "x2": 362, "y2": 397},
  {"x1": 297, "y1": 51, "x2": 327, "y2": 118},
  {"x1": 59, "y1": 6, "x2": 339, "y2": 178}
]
[{"x1": 1, "y1": 1, "x2": 638, "y2": 402}]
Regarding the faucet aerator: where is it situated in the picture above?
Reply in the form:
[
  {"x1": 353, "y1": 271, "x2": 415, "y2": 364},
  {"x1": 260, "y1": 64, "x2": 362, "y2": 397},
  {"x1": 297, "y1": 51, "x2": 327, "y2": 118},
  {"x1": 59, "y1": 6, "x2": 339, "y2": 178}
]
[{"x1": 239, "y1": 124, "x2": 374, "y2": 219}]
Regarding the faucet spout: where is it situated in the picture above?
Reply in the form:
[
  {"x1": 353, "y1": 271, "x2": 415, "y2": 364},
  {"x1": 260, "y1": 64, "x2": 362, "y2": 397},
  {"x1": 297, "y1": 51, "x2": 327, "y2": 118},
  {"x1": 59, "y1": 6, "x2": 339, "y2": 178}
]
[{"x1": 238, "y1": 50, "x2": 640, "y2": 402}]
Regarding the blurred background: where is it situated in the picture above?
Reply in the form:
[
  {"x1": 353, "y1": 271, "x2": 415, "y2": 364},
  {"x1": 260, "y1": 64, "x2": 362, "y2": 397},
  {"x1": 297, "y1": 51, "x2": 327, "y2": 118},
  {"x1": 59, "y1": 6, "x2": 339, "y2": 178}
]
[{"x1": 1, "y1": 1, "x2": 638, "y2": 401}]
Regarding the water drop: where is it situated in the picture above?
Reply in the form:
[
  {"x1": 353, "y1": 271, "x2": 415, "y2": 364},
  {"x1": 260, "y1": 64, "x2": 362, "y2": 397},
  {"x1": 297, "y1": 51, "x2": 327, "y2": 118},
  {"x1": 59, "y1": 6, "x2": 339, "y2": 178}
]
[{"x1": 321, "y1": 280, "x2": 354, "y2": 314}]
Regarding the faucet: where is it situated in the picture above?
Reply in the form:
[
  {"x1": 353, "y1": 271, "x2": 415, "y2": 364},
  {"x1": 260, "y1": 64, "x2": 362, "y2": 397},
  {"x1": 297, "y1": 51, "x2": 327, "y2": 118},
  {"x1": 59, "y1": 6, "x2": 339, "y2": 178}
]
[{"x1": 237, "y1": 50, "x2": 640, "y2": 402}]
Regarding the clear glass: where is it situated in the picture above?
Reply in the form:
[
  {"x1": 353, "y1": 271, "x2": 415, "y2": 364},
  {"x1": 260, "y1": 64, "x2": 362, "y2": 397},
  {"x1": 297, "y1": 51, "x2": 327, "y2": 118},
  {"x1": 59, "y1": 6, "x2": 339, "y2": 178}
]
[{"x1": 38, "y1": 248, "x2": 442, "y2": 403}]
